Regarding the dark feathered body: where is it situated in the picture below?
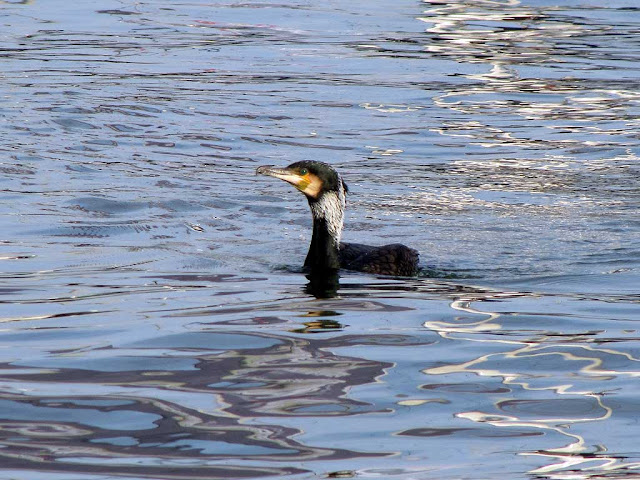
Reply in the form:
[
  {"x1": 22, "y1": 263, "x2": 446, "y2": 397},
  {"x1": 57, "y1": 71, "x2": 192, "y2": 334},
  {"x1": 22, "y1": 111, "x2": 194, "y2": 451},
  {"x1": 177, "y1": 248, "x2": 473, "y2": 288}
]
[{"x1": 339, "y1": 242, "x2": 419, "y2": 277}]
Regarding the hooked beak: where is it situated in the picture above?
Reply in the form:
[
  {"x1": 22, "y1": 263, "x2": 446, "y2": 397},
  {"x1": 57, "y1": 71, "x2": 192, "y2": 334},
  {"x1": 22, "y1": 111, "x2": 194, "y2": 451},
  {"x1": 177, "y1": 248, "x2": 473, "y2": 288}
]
[
  {"x1": 256, "y1": 164, "x2": 322, "y2": 199},
  {"x1": 256, "y1": 165, "x2": 304, "y2": 188}
]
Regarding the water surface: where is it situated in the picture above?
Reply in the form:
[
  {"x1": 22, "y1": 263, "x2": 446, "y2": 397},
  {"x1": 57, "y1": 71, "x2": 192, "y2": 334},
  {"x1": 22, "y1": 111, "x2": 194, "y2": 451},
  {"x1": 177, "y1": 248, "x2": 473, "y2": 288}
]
[{"x1": 1, "y1": 0, "x2": 639, "y2": 478}]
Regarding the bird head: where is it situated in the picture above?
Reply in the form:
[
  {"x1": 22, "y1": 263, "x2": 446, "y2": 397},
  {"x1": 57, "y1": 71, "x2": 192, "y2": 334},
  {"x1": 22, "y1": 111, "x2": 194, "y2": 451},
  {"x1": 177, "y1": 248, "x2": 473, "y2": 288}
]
[{"x1": 256, "y1": 161, "x2": 348, "y2": 201}]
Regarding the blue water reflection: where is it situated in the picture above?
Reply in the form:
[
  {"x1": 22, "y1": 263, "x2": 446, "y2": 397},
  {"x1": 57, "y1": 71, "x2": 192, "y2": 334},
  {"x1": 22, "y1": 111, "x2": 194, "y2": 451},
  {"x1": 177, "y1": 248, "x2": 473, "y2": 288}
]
[{"x1": 1, "y1": 0, "x2": 639, "y2": 478}]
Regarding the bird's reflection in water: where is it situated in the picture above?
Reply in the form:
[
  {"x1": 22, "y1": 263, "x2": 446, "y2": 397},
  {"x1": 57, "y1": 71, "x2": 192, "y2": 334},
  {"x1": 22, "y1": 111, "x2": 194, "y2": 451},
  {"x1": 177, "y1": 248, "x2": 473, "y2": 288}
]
[
  {"x1": 291, "y1": 319, "x2": 344, "y2": 334},
  {"x1": 305, "y1": 270, "x2": 340, "y2": 299}
]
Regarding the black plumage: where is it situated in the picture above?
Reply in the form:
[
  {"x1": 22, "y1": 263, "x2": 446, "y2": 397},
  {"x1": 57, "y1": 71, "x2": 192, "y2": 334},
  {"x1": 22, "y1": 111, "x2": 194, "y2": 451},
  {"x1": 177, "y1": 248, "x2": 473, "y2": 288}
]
[{"x1": 339, "y1": 242, "x2": 419, "y2": 277}]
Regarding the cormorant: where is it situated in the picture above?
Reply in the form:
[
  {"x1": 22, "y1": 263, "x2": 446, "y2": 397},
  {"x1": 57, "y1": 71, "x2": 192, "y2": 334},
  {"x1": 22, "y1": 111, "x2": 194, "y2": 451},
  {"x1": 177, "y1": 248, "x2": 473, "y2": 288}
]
[{"x1": 256, "y1": 161, "x2": 419, "y2": 276}]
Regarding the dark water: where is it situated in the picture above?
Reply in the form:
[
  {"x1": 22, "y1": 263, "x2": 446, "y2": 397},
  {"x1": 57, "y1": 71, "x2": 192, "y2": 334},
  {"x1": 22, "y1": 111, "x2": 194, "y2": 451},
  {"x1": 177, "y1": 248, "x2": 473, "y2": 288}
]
[{"x1": 1, "y1": 0, "x2": 639, "y2": 478}]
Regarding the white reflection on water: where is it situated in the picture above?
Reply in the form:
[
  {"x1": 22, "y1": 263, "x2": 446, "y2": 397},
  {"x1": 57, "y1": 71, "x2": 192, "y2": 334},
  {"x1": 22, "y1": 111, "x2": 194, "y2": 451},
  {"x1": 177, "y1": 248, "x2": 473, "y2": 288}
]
[
  {"x1": 421, "y1": 0, "x2": 639, "y2": 161},
  {"x1": 424, "y1": 289, "x2": 640, "y2": 477}
]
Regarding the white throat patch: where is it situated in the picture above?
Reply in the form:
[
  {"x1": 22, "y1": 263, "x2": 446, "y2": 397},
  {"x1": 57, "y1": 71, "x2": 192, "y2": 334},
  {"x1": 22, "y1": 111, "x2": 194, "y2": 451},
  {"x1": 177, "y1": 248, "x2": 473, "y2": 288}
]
[{"x1": 310, "y1": 183, "x2": 346, "y2": 246}]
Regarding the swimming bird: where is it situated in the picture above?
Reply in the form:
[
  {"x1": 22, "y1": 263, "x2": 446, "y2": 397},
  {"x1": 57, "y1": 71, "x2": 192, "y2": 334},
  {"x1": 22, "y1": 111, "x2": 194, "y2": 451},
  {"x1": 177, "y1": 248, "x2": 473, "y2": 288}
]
[{"x1": 256, "y1": 161, "x2": 419, "y2": 276}]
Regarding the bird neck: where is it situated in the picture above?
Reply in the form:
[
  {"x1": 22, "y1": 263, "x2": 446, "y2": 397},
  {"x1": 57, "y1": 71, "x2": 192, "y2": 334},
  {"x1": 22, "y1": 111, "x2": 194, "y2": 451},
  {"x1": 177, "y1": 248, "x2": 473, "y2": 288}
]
[{"x1": 304, "y1": 190, "x2": 345, "y2": 271}]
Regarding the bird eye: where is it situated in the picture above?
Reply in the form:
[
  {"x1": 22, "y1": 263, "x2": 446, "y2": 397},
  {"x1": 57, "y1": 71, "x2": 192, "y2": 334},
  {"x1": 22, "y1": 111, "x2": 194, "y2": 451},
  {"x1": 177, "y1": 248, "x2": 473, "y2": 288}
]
[{"x1": 300, "y1": 168, "x2": 308, "y2": 175}]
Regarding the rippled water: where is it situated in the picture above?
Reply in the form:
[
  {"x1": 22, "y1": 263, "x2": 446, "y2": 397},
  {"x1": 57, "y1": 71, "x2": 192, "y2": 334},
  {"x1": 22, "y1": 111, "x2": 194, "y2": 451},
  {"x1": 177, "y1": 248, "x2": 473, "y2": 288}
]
[{"x1": 1, "y1": 0, "x2": 639, "y2": 478}]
